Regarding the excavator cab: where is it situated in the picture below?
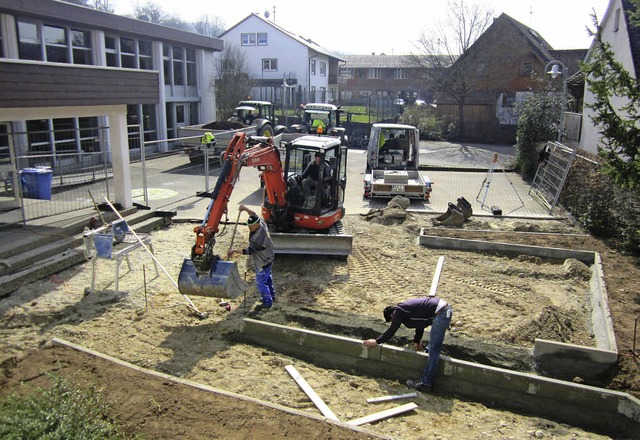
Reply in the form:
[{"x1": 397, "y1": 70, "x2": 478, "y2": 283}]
[{"x1": 282, "y1": 136, "x2": 347, "y2": 217}]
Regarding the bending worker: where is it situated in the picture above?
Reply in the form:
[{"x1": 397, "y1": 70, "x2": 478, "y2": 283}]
[
  {"x1": 228, "y1": 205, "x2": 276, "y2": 309},
  {"x1": 362, "y1": 296, "x2": 452, "y2": 392}
]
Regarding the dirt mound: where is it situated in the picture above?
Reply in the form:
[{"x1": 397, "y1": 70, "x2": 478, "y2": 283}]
[{"x1": 201, "y1": 120, "x2": 245, "y2": 130}]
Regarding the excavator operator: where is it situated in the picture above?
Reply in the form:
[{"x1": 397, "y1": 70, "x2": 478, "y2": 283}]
[{"x1": 299, "y1": 152, "x2": 331, "y2": 197}]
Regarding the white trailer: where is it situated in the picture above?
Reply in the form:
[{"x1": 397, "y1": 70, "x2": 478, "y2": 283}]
[{"x1": 363, "y1": 123, "x2": 432, "y2": 200}]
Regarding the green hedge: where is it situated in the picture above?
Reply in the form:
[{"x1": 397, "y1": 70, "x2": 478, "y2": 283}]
[{"x1": 560, "y1": 151, "x2": 640, "y2": 254}]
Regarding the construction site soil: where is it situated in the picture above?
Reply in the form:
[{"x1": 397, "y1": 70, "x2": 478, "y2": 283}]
[{"x1": 1, "y1": 210, "x2": 638, "y2": 439}]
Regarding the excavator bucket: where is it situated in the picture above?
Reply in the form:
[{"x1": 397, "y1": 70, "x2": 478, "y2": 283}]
[
  {"x1": 435, "y1": 202, "x2": 466, "y2": 227},
  {"x1": 456, "y1": 196, "x2": 473, "y2": 220},
  {"x1": 178, "y1": 258, "x2": 249, "y2": 298}
]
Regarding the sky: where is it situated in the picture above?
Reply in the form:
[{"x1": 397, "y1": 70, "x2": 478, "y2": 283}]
[{"x1": 109, "y1": 0, "x2": 611, "y2": 55}]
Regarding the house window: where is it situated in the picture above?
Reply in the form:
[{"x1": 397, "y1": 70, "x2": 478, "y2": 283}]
[
  {"x1": 18, "y1": 21, "x2": 94, "y2": 65},
  {"x1": 138, "y1": 40, "x2": 153, "y2": 70},
  {"x1": 311, "y1": 59, "x2": 316, "y2": 75},
  {"x1": 241, "y1": 33, "x2": 256, "y2": 46},
  {"x1": 258, "y1": 32, "x2": 268, "y2": 45},
  {"x1": 71, "y1": 29, "x2": 92, "y2": 65},
  {"x1": 319, "y1": 62, "x2": 326, "y2": 77},
  {"x1": 44, "y1": 25, "x2": 68, "y2": 63},
  {"x1": 367, "y1": 68, "x2": 381, "y2": 79},
  {"x1": 262, "y1": 58, "x2": 278, "y2": 71},
  {"x1": 186, "y1": 48, "x2": 196, "y2": 86},
  {"x1": 614, "y1": 8, "x2": 621, "y2": 32},
  {"x1": 120, "y1": 37, "x2": 136, "y2": 68},
  {"x1": 18, "y1": 21, "x2": 42, "y2": 61},
  {"x1": 173, "y1": 46, "x2": 184, "y2": 85},
  {"x1": 519, "y1": 62, "x2": 532, "y2": 77},
  {"x1": 0, "y1": 26, "x2": 4, "y2": 58},
  {"x1": 163, "y1": 45, "x2": 171, "y2": 85},
  {"x1": 105, "y1": 35, "x2": 153, "y2": 70},
  {"x1": 394, "y1": 68, "x2": 407, "y2": 79},
  {"x1": 105, "y1": 35, "x2": 117, "y2": 66},
  {"x1": 340, "y1": 67, "x2": 353, "y2": 79}
]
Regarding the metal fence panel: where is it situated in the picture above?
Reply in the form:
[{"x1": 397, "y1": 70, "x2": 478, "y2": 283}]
[{"x1": 529, "y1": 141, "x2": 576, "y2": 213}]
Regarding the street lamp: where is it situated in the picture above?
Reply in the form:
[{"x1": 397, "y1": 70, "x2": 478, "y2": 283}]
[{"x1": 545, "y1": 60, "x2": 568, "y2": 142}]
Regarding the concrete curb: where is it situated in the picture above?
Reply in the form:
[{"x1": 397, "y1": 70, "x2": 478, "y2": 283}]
[
  {"x1": 49, "y1": 337, "x2": 388, "y2": 439},
  {"x1": 417, "y1": 231, "x2": 618, "y2": 382},
  {"x1": 238, "y1": 318, "x2": 640, "y2": 438}
]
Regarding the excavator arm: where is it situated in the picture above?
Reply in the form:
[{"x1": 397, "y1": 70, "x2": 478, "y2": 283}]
[{"x1": 191, "y1": 132, "x2": 285, "y2": 273}]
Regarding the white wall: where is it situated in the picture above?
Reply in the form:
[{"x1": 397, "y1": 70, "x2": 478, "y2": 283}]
[
  {"x1": 221, "y1": 15, "x2": 331, "y2": 102},
  {"x1": 581, "y1": 0, "x2": 637, "y2": 154}
]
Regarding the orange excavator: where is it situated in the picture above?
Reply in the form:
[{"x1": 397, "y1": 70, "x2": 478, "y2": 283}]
[{"x1": 177, "y1": 132, "x2": 352, "y2": 298}]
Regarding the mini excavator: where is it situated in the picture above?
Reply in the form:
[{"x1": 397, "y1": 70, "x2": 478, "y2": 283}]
[{"x1": 178, "y1": 132, "x2": 352, "y2": 298}]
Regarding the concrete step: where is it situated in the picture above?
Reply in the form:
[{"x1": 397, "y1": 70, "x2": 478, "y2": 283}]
[{"x1": 0, "y1": 210, "x2": 171, "y2": 298}]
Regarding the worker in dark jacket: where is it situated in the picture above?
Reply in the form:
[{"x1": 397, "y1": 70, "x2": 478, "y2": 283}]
[
  {"x1": 228, "y1": 204, "x2": 275, "y2": 309},
  {"x1": 362, "y1": 296, "x2": 452, "y2": 392},
  {"x1": 299, "y1": 152, "x2": 331, "y2": 196}
]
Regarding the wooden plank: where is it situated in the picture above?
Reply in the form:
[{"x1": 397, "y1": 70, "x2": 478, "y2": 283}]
[
  {"x1": 428, "y1": 256, "x2": 445, "y2": 297},
  {"x1": 285, "y1": 365, "x2": 339, "y2": 422},
  {"x1": 366, "y1": 392, "x2": 417, "y2": 403},
  {"x1": 347, "y1": 403, "x2": 418, "y2": 426}
]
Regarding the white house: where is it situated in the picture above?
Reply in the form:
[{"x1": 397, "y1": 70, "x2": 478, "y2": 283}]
[
  {"x1": 580, "y1": 0, "x2": 639, "y2": 154},
  {"x1": 219, "y1": 13, "x2": 345, "y2": 108}
]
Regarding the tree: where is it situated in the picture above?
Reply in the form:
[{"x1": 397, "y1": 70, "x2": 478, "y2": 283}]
[
  {"x1": 214, "y1": 44, "x2": 254, "y2": 120},
  {"x1": 92, "y1": 0, "x2": 114, "y2": 13},
  {"x1": 514, "y1": 89, "x2": 561, "y2": 180},
  {"x1": 133, "y1": 1, "x2": 165, "y2": 24},
  {"x1": 582, "y1": 3, "x2": 640, "y2": 190},
  {"x1": 163, "y1": 14, "x2": 193, "y2": 32},
  {"x1": 410, "y1": 0, "x2": 494, "y2": 137},
  {"x1": 193, "y1": 14, "x2": 226, "y2": 38}
]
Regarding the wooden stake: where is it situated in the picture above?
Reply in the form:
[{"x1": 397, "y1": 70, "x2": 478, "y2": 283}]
[
  {"x1": 367, "y1": 392, "x2": 417, "y2": 404},
  {"x1": 285, "y1": 365, "x2": 339, "y2": 422},
  {"x1": 347, "y1": 402, "x2": 418, "y2": 426},
  {"x1": 429, "y1": 256, "x2": 444, "y2": 297}
]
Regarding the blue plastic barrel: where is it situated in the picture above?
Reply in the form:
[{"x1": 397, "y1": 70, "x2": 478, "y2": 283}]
[{"x1": 20, "y1": 167, "x2": 53, "y2": 200}]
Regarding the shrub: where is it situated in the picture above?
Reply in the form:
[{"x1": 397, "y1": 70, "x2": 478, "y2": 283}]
[
  {"x1": 399, "y1": 106, "x2": 445, "y2": 140},
  {"x1": 515, "y1": 92, "x2": 561, "y2": 181},
  {"x1": 0, "y1": 373, "x2": 134, "y2": 440},
  {"x1": 559, "y1": 152, "x2": 640, "y2": 254}
]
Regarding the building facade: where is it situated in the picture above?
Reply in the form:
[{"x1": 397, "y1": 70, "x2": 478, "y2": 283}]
[
  {"x1": 219, "y1": 13, "x2": 345, "y2": 108},
  {"x1": 339, "y1": 54, "x2": 432, "y2": 106},
  {"x1": 580, "y1": 0, "x2": 638, "y2": 155},
  {"x1": 0, "y1": 0, "x2": 223, "y2": 209}
]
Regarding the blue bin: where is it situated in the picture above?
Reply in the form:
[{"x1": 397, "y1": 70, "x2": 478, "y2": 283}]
[
  {"x1": 94, "y1": 234, "x2": 114, "y2": 259},
  {"x1": 20, "y1": 167, "x2": 53, "y2": 200},
  {"x1": 112, "y1": 220, "x2": 129, "y2": 242}
]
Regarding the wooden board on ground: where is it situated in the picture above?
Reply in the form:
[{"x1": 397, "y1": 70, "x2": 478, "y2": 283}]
[
  {"x1": 347, "y1": 403, "x2": 418, "y2": 426},
  {"x1": 366, "y1": 392, "x2": 418, "y2": 403},
  {"x1": 285, "y1": 365, "x2": 339, "y2": 422}
]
